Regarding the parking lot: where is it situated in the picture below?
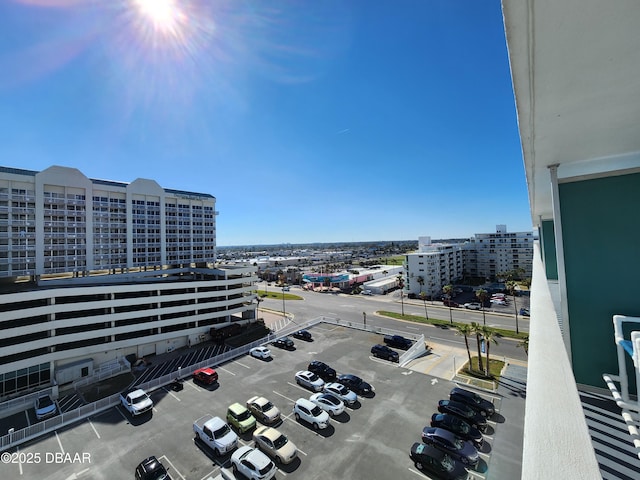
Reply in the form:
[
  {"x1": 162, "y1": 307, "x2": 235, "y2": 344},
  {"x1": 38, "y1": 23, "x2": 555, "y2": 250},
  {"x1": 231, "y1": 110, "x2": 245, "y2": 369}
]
[{"x1": 1, "y1": 323, "x2": 506, "y2": 480}]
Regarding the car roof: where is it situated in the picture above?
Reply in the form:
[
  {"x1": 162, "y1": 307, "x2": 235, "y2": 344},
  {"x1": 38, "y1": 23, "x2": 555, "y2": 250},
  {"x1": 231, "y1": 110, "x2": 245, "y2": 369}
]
[
  {"x1": 255, "y1": 426, "x2": 280, "y2": 441},
  {"x1": 228, "y1": 402, "x2": 248, "y2": 414},
  {"x1": 412, "y1": 442, "x2": 446, "y2": 460},
  {"x1": 195, "y1": 367, "x2": 216, "y2": 374},
  {"x1": 295, "y1": 398, "x2": 315, "y2": 409},
  {"x1": 248, "y1": 396, "x2": 269, "y2": 405}
]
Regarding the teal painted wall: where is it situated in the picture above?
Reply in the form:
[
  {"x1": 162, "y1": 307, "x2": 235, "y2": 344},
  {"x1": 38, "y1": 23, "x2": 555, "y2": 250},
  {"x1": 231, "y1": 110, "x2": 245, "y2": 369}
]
[
  {"x1": 540, "y1": 220, "x2": 558, "y2": 280},
  {"x1": 559, "y1": 172, "x2": 640, "y2": 390}
]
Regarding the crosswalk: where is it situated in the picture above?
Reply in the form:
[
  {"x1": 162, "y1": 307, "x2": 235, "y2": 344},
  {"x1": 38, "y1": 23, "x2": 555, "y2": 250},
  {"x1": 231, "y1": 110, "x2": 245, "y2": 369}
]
[{"x1": 579, "y1": 390, "x2": 640, "y2": 479}]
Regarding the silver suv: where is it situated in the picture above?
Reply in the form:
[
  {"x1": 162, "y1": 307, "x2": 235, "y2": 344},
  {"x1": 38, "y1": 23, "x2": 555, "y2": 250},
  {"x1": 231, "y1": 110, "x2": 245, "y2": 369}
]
[{"x1": 293, "y1": 398, "x2": 330, "y2": 430}]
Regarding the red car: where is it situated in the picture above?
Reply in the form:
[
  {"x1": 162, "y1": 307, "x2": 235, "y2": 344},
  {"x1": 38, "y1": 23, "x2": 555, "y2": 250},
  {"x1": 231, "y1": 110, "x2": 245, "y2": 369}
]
[{"x1": 193, "y1": 367, "x2": 218, "y2": 385}]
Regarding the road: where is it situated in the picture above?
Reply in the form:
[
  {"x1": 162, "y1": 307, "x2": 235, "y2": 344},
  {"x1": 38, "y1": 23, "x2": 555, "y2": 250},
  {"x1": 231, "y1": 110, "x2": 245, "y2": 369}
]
[{"x1": 258, "y1": 284, "x2": 529, "y2": 363}]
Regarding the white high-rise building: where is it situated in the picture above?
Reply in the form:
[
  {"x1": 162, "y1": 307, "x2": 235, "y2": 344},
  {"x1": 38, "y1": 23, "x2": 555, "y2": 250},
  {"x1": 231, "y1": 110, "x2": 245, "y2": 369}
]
[
  {"x1": 405, "y1": 243, "x2": 464, "y2": 298},
  {"x1": 0, "y1": 166, "x2": 257, "y2": 401},
  {"x1": 468, "y1": 225, "x2": 534, "y2": 280}
]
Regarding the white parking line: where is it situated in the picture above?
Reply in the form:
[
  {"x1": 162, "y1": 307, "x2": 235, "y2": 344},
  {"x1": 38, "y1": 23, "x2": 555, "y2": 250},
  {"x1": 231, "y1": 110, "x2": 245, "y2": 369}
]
[
  {"x1": 407, "y1": 467, "x2": 423, "y2": 477},
  {"x1": 88, "y1": 419, "x2": 101, "y2": 439},
  {"x1": 286, "y1": 381, "x2": 312, "y2": 394},
  {"x1": 16, "y1": 446, "x2": 23, "y2": 475},
  {"x1": 162, "y1": 387, "x2": 182, "y2": 402},
  {"x1": 272, "y1": 390, "x2": 296, "y2": 403},
  {"x1": 200, "y1": 467, "x2": 221, "y2": 480},
  {"x1": 185, "y1": 380, "x2": 202, "y2": 392},
  {"x1": 235, "y1": 361, "x2": 251, "y2": 369},
  {"x1": 216, "y1": 366, "x2": 236, "y2": 376},
  {"x1": 55, "y1": 431, "x2": 65, "y2": 454},
  {"x1": 159, "y1": 455, "x2": 186, "y2": 480},
  {"x1": 115, "y1": 405, "x2": 129, "y2": 422}
]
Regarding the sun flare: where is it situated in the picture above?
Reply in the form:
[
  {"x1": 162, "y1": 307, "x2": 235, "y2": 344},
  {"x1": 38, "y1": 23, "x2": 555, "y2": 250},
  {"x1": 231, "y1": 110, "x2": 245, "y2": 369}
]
[{"x1": 134, "y1": 0, "x2": 182, "y2": 33}]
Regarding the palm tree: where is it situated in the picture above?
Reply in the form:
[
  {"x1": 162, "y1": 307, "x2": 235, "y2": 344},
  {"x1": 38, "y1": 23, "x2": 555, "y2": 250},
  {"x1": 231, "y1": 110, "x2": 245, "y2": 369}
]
[
  {"x1": 470, "y1": 322, "x2": 484, "y2": 374},
  {"x1": 397, "y1": 274, "x2": 405, "y2": 315},
  {"x1": 419, "y1": 291, "x2": 430, "y2": 320},
  {"x1": 416, "y1": 275, "x2": 425, "y2": 294},
  {"x1": 454, "y1": 323, "x2": 473, "y2": 368},
  {"x1": 481, "y1": 326, "x2": 499, "y2": 377},
  {"x1": 506, "y1": 281, "x2": 520, "y2": 334},
  {"x1": 443, "y1": 284, "x2": 454, "y2": 324},
  {"x1": 475, "y1": 288, "x2": 488, "y2": 326},
  {"x1": 517, "y1": 336, "x2": 529, "y2": 356}
]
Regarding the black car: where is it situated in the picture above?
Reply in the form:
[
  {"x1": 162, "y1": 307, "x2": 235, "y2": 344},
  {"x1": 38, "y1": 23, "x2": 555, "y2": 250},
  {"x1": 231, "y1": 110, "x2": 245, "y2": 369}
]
[
  {"x1": 308, "y1": 360, "x2": 337, "y2": 381},
  {"x1": 421, "y1": 427, "x2": 479, "y2": 466},
  {"x1": 437, "y1": 400, "x2": 487, "y2": 432},
  {"x1": 409, "y1": 442, "x2": 468, "y2": 480},
  {"x1": 370, "y1": 344, "x2": 399, "y2": 362},
  {"x1": 430, "y1": 413, "x2": 484, "y2": 448},
  {"x1": 135, "y1": 456, "x2": 170, "y2": 480},
  {"x1": 272, "y1": 337, "x2": 295, "y2": 349},
  {"x1": 337, "y1": 374, "x2": 373, "y2": 395},
  {"x1": 383, "y1": 334, "x2": 413, "y2": 350},
  {"x1": 292, "y1": 329, "x2": 312, "y2": 341},
  {"x1": 450, "y1": 387, "x2": 495, "y2": 417}
]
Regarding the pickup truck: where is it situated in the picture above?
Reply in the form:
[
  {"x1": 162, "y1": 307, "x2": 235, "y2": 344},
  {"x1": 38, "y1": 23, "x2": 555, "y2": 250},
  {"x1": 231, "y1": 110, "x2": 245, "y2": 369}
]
[
  {"x1": 383, "y1": 335, "x2": 413, "y2": 350},
  {"x1": 193, "y1": 415, "x2": 238, "y2": 456},
  {"x1": 120, "y1": 389, "x2": 153, "y2": 416}
]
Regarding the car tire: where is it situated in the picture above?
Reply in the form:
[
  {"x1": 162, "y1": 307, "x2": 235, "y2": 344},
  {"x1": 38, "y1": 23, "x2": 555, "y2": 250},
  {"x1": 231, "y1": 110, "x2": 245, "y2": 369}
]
[
  {"x1": 294, "y1": 413, "x2": 300, "y2": 421},
  {"x1": 414, "y1": 461, "x2": 423, "y2": 470},
  {"x1": 214, "y1": 448, "x2": 221, "y2": 456},
  {"x1": 313, "y1": 422, "x2": 319, "y2": 430},
  {"x1": 276, "y1": 456, "x2": 282, "y2": 464},
  {"x1": 232, "y1": 464, "x2": 238, "y2": 473}
]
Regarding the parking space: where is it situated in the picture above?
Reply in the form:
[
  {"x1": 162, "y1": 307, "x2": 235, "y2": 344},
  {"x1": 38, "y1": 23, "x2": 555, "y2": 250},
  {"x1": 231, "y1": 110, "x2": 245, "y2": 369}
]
[{"x1": 2, "y1": 323, "x2": 507, "y2": 480}]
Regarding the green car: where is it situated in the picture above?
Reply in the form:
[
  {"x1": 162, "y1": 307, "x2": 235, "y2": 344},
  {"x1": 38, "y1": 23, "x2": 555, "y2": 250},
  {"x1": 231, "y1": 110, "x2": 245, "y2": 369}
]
[{"x1": 227, "y1": 403, "x2": 256, "y2": 433}]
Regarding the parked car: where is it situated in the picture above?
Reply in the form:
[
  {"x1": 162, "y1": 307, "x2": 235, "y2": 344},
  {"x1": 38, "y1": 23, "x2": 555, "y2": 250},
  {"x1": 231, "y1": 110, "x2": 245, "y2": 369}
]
[
  {"x1": 437, "y1": 400, "x2": 487, "y2": 432},
  {"x1": 135, "y1": 455, "x2": 170, "y2": 480},
  {"x1": 308, "y1": 360, "x2": 337, "y2": 381},
  {"x1": 250, "y1": 346, "x2": 272, "y2": 359},
  {"x1": 120, "y1": 389, "x2": 153, "y2": 417},
  {"x1": 450, "y1": 387, "x2": 495, "y2": 417},
  {"x1": 409, "y1": 442, "x2": 469, "y2": 480},
  {"x1": 383, "y1": 334, "x2": 413, "y2": 350},
  {"x1": 34, "y1": 394, "x2": 57, "y2": 420},
  {"x1": 463, "y1": 302, "x2": 482, "y2": 310},
  {"x1": 227, "y1": 402, "x2": 257, "y2": 433},
  {"x1": 295, "y1": 370, "x2": 325, "y2": 392},
  {"x1": 293, "y1": 398, "x2": 330, "y2": 430},
  {"x1": 309, "y1": 392, "x2": 345, "y2": 416},
  {"x1": 430, "y1": 413, "x2": 484, "y2": 448},
  {"x1": 253, "y1": 426, "x2": 298, "y2": 464},
  {"x1": 193, "y1": 367, "x2": 218, "y2": 385},
  {"x1": 421, "y1": 427, "x2": 480, "y2": 466},
  {"x1": 520, "y1": 307, "x2": 530, "y2": 317},
  {"x1": 272, "y1": 337, "x2": 295, "y2": 349},
  {"x1": 443, "y1": 299, "x2": 460, "y2": 308},
  {"x1": 337, "y1": 374, "x2": 373, "y2": 396},
  {"x1": 490, "y1": 298, "x2": 507, "y2": 306},
  {"x1": 323, "y1": 382, "x2": 357, "y2": 406},
  {"x1": 246, "y1": 396, "x2": 281, "y2": 424},
  {"x1": 231, "y1": 446, "x2": 277, "y2": 480},
  {"x1": 292, "y1": 329, "x2": 312, "y2": 341},
  {"x1": 193, "y1": 415, "x2": 238, "y2": 456},
  {"x1": 370, "y1": 344, "x2": 399, "y2": 362}
]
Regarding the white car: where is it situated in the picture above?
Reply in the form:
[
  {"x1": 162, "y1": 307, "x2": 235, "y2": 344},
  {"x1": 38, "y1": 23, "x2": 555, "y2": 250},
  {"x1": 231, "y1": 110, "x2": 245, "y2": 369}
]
[
  {"x1": 247, "y1": 396, "x2": 281, "y2": 424},
  {"x1": 253, "y1": 426, "x2": 298, "y2": 464},
  {"x1": 309, "y1": 392, "x2": 345, "y2": 416},
  {"x1": 295, "y1": 370, "x2": 325, "y2": 392},
  {"x1": 463, "y1": 302, "x2": 482, "y2": 310},
  {"x1": 250, "y1": 346, "x2": 272, "y2": 359},
  {"x1": 490, "y1": 299, "x2": 508, "y2": 306},
  {"x1": 293, "y1": 398, "x2": 330, "y2": 430},
  {"x1": 34, "y1": 394, "x2": 57, "y2": 420},
  {"x1": 231, "y1": 445, "x2": 277, "y2": 480},
  {"x1": 323, "y1": 382, "x2": 357, "y2": 406}
]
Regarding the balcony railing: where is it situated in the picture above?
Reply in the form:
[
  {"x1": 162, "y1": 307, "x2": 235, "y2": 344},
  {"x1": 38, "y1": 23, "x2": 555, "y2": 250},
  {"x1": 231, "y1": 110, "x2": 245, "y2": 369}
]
[{"x1": 522, "y1": 243, "x2": 601, "y2": 479}]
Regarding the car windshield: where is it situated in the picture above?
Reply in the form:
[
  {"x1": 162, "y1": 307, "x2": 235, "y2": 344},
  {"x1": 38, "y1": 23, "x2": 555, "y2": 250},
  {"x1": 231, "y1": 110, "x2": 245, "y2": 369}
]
[
  {"x1": 38, "y1": 396, "x2": 53, "y2": 408},
  {"x1": 258, "y1": 462, "x2": 274, "y2": 475},
  {"x1": 273, "y1": 434, "x2": 288, "y2": 449},
  {"x1": 324, "y1": 395, "x2": 339, "y2": 405},
  {"x1": 263, "y1": 402, "x2": 274, "y2": 411},
  {"x1": 213, "y1": 424, "x2": 230, "y2": 438},
  {"x1": 132, "y1": 394, "x2": 148, "y2": 404},
  {"x1": 453, "y1": 438, "x2": 464, "y2": 449},
  {"x1": 308, "y1": 373, "x2": 319, "y2": 381},
  {"x1": 236, "y1": 409, "x2": 252, "y2": 421},
  {"x1": 440, "y1": 454, "x2": 455, "y2": 472},
  {"x1": 458, "y1": 422, "x2": 469, "y2": 433},
  {"x1": 311, "y1": 405, "x2": 323, "y2": 416}
]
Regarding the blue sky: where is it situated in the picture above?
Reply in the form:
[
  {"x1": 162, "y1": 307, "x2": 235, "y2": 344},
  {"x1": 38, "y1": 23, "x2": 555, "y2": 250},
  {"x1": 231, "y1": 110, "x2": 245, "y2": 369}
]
[{"x1": 0, "y1": 0, "x2": 530, "y2": 246}]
